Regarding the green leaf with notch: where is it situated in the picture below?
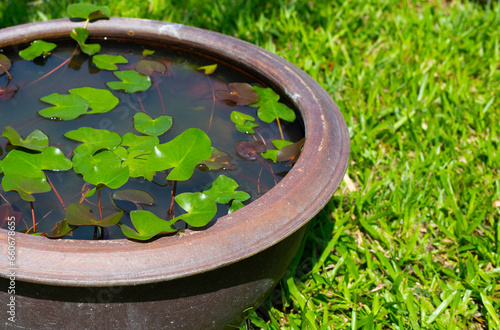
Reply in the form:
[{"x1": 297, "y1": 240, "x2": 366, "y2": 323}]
[
  {"x1": 173, "y1": 192, "x2": 217, "y2": 227},
  {"x1": 257, "y1": 101, "x2": 296, "y2": 123},
  {"x1": 229, "y1": 200, "x2": 245, "y2": 214},
  {"x1": 203, "y1": 175, "x2": 250, "y2": 204},
  {"x1": 121, "y1": 210, "x2": 177, "y2": 240},
  {"x1": 261, "y1": 140, "x2": 294, "y2": 163},
  {"x1": 2, "y1": 126, "x2": 48, "y2": 152},
  {"x1": 70, "y1": 28, "x2": 101, "y2": 56},
  {"x1": 107, "y1": 70, "x2": 151, "y2": 93},
  {"x1": 72, "y1": 150, "x2": 129, "y2": 189},
  {"x1": 19, "y1": 40, "x2": 57, "y2": 61},
  {"x1": 230, "y1": 111, "x2": 259, "y2": 134},
  {"x1": 120, "y1": 133, "x2": 159, "y2": 153},
  {"x1": 92, "y1": 54, "x2": 128, "y2": 70},
  {"x1": 66, "y1": 203, "x2": 123, "y2": 227},
  {"x1": 67, "y1": 4, "x2": 111, "y2": 21},
  {"x1": 68, "y1": 87, "x2": 119, "y2": 114},
  {"x1": 133, "y1": 113, "x2": 173, "y2": 136},
  {"x1": 123, "y1": 151, "x2": 155, "y2": 181},
  {"x1": 1, "y1": 173, "x2": 49, "y2": 201},
  {"x1": 249, "y1": 86, "x2": 280, "y2": 108},
  {"x1": 39, "y1": 93, "x2": 89, "y2": 120},
  {"x1": 197, "y1": 64, "x2": 217, "y2": 74},
  {"x1": 147, "y1": 128, "x2": 211, "y2": 181},
  {"x1": 65, "y1": 127, "x2": 122, "y2": 156}
]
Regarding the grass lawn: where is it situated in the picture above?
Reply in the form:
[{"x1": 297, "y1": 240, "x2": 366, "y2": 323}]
[{"x1": 2, "y1": 0, "x2": 500, "y2": 328}]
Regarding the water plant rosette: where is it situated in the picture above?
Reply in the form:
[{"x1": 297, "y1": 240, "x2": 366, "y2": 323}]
[{"x1": 0, "y1": 18, "x2": 349, "y2": 329}]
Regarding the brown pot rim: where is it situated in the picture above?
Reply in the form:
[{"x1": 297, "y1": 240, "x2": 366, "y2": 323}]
[{"x1": 0, "y1": 18, "x2": 349, "y2": 287}]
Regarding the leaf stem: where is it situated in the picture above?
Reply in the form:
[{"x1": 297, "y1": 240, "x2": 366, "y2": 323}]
[
  {"x1": 0, "y1": 64, "x2": 13, "y2": 80},
  {"x1": 152, "y1": 73, "x2": 166, "y2": 115},
  {"x1": 205, "y1": 75, "x2": 216, "y2": 131},
  {"x1": 26, "y1": 56, "x2": 72, "y2": 88},
  {"x1": 168, "y1": 180, "x2": 177, "y2": 219},
  {"x1": 30, "y1": 201, "x2": 36, "y2": 233},
  {"x1": 276, "y1": 117, "x2": 285, "y2": 140},
  {"x1": 98, "y1": 187, "x2": 103, "y2": 220},
  {"x1": 46, "y1": 174, "x2": 66, "y2": 211}
]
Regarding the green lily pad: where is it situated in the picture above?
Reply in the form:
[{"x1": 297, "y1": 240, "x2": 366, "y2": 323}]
[
  {"x1": 173, "y1": 192, "x2": 217, "y2": 227},
  {"x1": 69, "y1": 87, "x2": 119, "y2": 114},
  {"x1": 0, "y1": 54, "x2": 12, "y2": 75},
  {"x1": 135, "y1": 59, "x2": 167, "y2": 76},
  {"x1": 66, "y1": 203, "x2": 123, "y2": 227},
  {"x1": 70, "y1": 28, "x2": 101, "y2": 56},
  {"x1": 1, "y1": 147, "x2": 72, "y2": 177},
  {"x1": 121, "y1": 210, "x2": 177, "y2": 240},
  {"x1": 248, "y1": 86, "x2": 280, "y2": 108},
  {"x1": 18, "y1": 40, "x2": 57, "y2": 61},
  {"x1": 67, "y1": 3, "x2": 111, "y2": 21},
  {"x1": 106, "y1": 70, "x2": 152, "y2": 93},
  {"x1": 228, "y1": 200, "x2": 245, "y2": 214},
  {"x1": 39, "y1": 93, "x2": 89, "y2": 120},
  {"x1": 121, "y1": 133, "x2": 159, "y2": 153},
  {"x1": 257, "y1": 101, "x2": 296, "y2": 123},
  {"x1": 72, "y1": 150, "x2": 129, "y2": 190},
  {"x1": 92, "y1": 54, "x2": 128, "y2": 70},
  {"x1": 123, "y1": 151, "x2": 155, "y2": 181},
  {"x1": 198, "y1": 147, "x2": 237, "y2": 171},
  {"x1": 133, "y1": 113, "x2": 173, "y2": 136},
  {"x1": 1, "y1": 173, "x2": 49, "y2": 201},
  {"x1": 261, "y1": 140, "x2": 294, "y2": 163},
  {"x1": 142, "y1": 49, "x2": 155, "y2": 56},
  {"x1": 2, "y1": 126, "x2": 49, "y2": 152},
  {"x1": 64, "y1": 127, "x2": 122, "y2": 156},
  {"x1": 197, "y1": 64, "x2": 217, "y2": 74},
  {"x1": 203, "y1": 175, "x2": 250, "y2": 204},
  {"x1": 112, "y1": 189, "x2": 155, "y2": 205},
  {"x1": 230, "y1": 111, "x2": 259, "y2": 134},
  {"x1": 42, "y1": 220, "x2": 74, "y2": 238},
  {"x1": 147, "y1": 128, "x2": 212, "y2": 181}
]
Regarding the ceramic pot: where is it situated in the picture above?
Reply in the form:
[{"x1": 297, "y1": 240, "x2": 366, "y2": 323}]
[{"x1": 0, "y1": 18, "x2": 349, "y2": 329}]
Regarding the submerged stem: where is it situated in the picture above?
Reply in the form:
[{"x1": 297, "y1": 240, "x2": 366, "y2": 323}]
[
  {"x1": 0, "y1": 64, "x2": 13, "y2": 80},
  {"x1": 276, "y1": 117, "x2": 284, "y2": 140},
  {"x1": 152, "y1": 74, "x2": 166, "y2": 115},
  {"x1": 46, "y1": 174, "x2": 66, "y2": 211},
  {"x1": 168, "y1": 180, "x2": 177, "y2": 219},
  {"x1": 30, "y1": 202, "x2": 36, "y2": 233}
]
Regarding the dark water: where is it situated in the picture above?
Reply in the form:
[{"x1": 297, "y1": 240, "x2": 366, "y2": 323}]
[{"x1": 0, "y1": 40, "x2": 304, "y2": 239}]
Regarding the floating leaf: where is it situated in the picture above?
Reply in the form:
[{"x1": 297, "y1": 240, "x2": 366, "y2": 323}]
[
  {"x1": 66, "y1": 203, "x2": 122, "y2": 227},
  {"x1": 0, "y1": 54, "x2": 12, "y2": 75},
  {"x1": 261, "y1": 140, "x2": 293, "y2": 163},
  {"x1": 112, "y1": 189, "x2": 155, "y2": 205},
  {"x1": 70, "y1": 28, "x2": 101, "y2": 56},
  {"x1": 67, "y1": 4, "x2": 111, "y2": 21},
  {"x1": 276, "y1": 137, "x2": 305, "y2": 164},
  {"x1": 215, "y1": 82, "x2": 259, "y2": 105},
  {"x1": 203, "y1": 175, "x2": 250, "y2": 204},
  {"x1": 106, "y1": 70, "x2": 152, "y2": 93},
  {"x1": 39, "y1": 93, "x2": 89, "y2": 120},
  {"x1": 42, "y1": 220, "x2": 74, "y2": 238},
  {"x1": 64, "y1": 127, "x2": 121, "y2": 156},
  {"x1": 147, "y1": 128, "x2": 211, "y2": 181},
  {"x1": 142, "y1": 49, "x2": 155, "y2": 56},
  {"x1": 135, "y1": 59, "x2": 167, "y2": 76},
  {"x1": 18, "y1": 40, "x2": 56, "y2": 61},
  {"x1": 123, "y1": 151, "x2": 155, "y2": 181},
  {"x1": 73, "y1": 151, "x2": 129, "y2": 190},
  {"x1": 234, "y1": 140, "x2": 266, "y2": 160},
  {"x1": 198, "y1": 147, "x2": 236, "y2": 171},
  {"x1": 257, "y1": 101, "x2": 296, "y2": 123},
  {"x1": 68, "y1": 87, "x2": 119, "y2": 114},
  {"x1": 1, "y1": 173, "x2": 49, "y2": 201},
  {"x1": 230, "y1": 111, "x2": 259, "y2": 134},
  {"x1": 133, "y1": 113, "x2": 173, "y2": 136},
  {"x1": 248, "y1": 86, "x2": 279, "y2": 108},
  {"x1": 228, "y1": 200, "x2": 245, "y2": 214},
  {"x1": 92, "y1": 54, "x2": 128, "y2": 70},
  {"x1": 197, "y1": 64, "x2": 217, "y2": 74},
  {"x1": 0, "y1": 86, "x2": 18, "y2": 101},
  {"x1": 121, "y1": 210, "x2": 177, "y2": 240},
  {"x1": 2, "y1": 126, "x2": 48, "y2": 152},
  {"x1": 1, "y1": 147, "x2": 72, "y2": 176},
  {"x1": 173, "y1": 192, "x2": 217, "y2": 227},
  {"x1": 121, "y1": 133, "x2": 159, "y2": 153}
]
